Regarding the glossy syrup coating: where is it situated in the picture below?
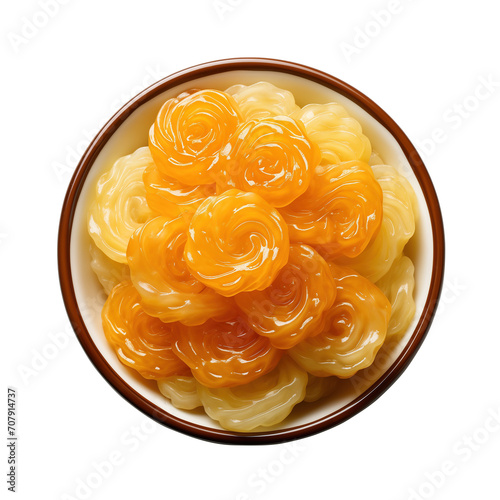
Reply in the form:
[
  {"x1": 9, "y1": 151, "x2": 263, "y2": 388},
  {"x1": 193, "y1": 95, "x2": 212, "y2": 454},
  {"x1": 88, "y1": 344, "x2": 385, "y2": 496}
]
[
  {"x1": 280, "y1": 160, "x2": 383, "y2": 259},
  {"x1": 184, "y1": 189, "x2": 290, "y2": 297},
  {"x1": 235, "y1": 244, "x2": 336, "y2": 349},
  {"x1": 126, "y1": 214, "x2": 233, "y2": 325},
  {"x1": 335, "y1": 164, "x2": 416, "y2": 282},
  {"x1": 101, "y1": 281, "x2": 190, "y2": 379},
  {"x1": 143, "y1": 162, "x2": 216, "y2": 218},
  {"x1": 292, "y1": 102, "x2": 372, "y2": 164},
  {"x1": 171, "y1": 315, "x2": 283, "y2": 388},
  {"x1": 216, "y1": 116, "x2": 319, "y2": 207},
  {"x1": 149, "y1": 89, "x2": 242, "y2": 186},
  {"x1": 88, "y1": 147, "x2": 154, "y2": 263},
  {"x1": 289, "y1": 264, "x2": 391, "y2": 378}
]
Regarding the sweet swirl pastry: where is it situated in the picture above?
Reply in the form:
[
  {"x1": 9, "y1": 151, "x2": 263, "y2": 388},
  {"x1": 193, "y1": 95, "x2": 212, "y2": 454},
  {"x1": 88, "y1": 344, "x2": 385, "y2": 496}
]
[
  {"x1": 184, "y1": 189, "x2": 290, "y2": 296},
  {"x1": 149, "y1": 89, "x2": 242, "y2": 186},
  {"x1": 335, "y1": 164, "x2": 417, "y2": 282},
  {"x1": 376, "y1": 255, "x2": 416, "y2": 340},
  {"x1": 289, "y1": 264, "x2": 391, "y2": 378},
  {"x1": 143, "y1": 162, "x2": 216, "y2": 218},
  {"x1": 292, "y1": 102, "x2": 371, "y2": 164},
  {"x1": 235, "y1": 244, "x2": 337, "y2": 349},
  {"x1": 171, "y1": 316, "x2": 283, "y2": 388},
  {"x1": 126, "y1": 214, "x2": 233, "y2": 325},
  {"x1": 216, "y1": 116, "x2": 319, "y2": 207},
  {"x1": 280, "y1": 161, "x2": 383, "y2": 259},
  {"x1": 225, "y1": 81, "x2": 300, "y2": 120},
  {"x1": 88, "y1": 147, "x2": 154, "y2": 263},
  {"x1": 197, "y1": 356, "x2": 307, "y2": 432},
  {"x1": 157, "y1": 376, "x2": 202, "y2": 410},
  {"x1": 101, "y1": 281, "x2": 190, "y2": 379}
]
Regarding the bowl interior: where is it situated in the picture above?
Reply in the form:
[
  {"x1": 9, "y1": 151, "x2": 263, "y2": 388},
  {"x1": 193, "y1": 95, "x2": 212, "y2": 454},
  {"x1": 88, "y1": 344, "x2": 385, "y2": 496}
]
[{"x1": 69, "y1": 68, "x2": 435, "y2": 435}]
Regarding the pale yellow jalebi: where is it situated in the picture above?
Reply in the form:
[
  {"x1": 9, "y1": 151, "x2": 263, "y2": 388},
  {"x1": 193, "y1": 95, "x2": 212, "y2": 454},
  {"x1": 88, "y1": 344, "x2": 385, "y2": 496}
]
[
  {"x1": 88, "y1": 147, "x2": 154, "y2": 263},
  {"x1": 292, "y1": 102, "x2": 371, "y2": 164},
  {"x1": 197, "y1": 356, "x2": 308, "y2": 432},
  {"x1": 376, "y1": 254, "x2": 416, "y2": 340}
]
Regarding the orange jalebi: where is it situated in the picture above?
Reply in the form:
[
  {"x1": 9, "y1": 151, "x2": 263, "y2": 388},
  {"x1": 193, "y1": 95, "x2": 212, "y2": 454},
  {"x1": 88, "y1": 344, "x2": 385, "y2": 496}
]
[
  {"x1": 216, "y1": 116, "x2": 319, "y2": 207},
  {"x1": 126, "y1": 214, "x2": 233, "y2": 325},
  {"x1": 172, "y1": 315, "x2": 282, "y2": 388},
  {"x1": 235, "y1": 244, "x2": 336, "y2": 349},
  {"x1": 101, "y1": 281, "x2": 189, "y2": 379},
  {"x1": 184, "y1": 189, "x2": 289, "y2": 297},
  {"x1": 149, "y1": 89, "x2": 242, "y2": 186},
  {"x1": 143, "y1": 162, "x2": 216, "y2": 218},
  {"x1": 279, "y1": 161, "x2": 383, "y2": 259}
]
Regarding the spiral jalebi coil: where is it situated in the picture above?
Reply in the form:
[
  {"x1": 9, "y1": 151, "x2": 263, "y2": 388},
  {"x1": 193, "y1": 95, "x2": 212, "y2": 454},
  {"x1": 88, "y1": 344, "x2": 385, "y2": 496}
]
[
  {"x1": 184, "y1": 189, "x2": 290, "y2": 297},
  {"x1": 292, "y1": 102, "x2": 371, "y2": 164},
  {"x1": 149, "y1": 89, "x2": 242, "y2": 185},
  {"x1": 235, "y1": 244, "x2": 337, "y2": 349},
  {"x1": 335, "y1": 164, "x2": 417, "y2": 282},
  {"x1": 289, "y1": 264, "x2": 391, "y2": 378},
  {"x1": 101, "y1": 281, "x2": 190, "y2": 379},
  {"x1": 280, "y1": 160, "x2": 383, "y2": 259},
  {"x1": 88, "y1": 147, "x2": 154, "y2": 263},
  {"x1": 216, "y1": 116, "x2": 319, "y2": 207},
  {"x1": 197, "y1": 356, "x2": 307, "y2": 432},
  {"x1": 171, "y1": 315, "x2": 283, "y2": 388}
]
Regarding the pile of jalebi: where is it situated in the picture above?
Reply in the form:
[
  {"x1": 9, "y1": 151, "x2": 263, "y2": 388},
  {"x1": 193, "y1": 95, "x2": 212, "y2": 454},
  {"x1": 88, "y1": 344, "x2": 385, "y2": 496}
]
[{"x1": 87, "y1": 82, "x2": 418, "y2": 432}]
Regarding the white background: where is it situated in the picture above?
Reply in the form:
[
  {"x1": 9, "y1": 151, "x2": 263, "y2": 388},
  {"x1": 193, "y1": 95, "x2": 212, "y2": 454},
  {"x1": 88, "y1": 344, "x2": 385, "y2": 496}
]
[{"x1": 2, "y1": 0, "x2": 500, "y2": 499}]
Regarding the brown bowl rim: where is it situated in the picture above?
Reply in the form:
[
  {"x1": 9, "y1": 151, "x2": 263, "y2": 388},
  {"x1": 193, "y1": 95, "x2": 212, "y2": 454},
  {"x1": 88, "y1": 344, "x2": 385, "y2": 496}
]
[{"x1": 58, "y1": 57, "x2": 445, "y2": 445}]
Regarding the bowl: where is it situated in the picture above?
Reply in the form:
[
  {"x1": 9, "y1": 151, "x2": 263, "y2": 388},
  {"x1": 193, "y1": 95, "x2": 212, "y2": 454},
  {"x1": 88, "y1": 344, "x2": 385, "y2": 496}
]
[{"x1": 58, "y1": 57, "x2": 445, "y2": 444}]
